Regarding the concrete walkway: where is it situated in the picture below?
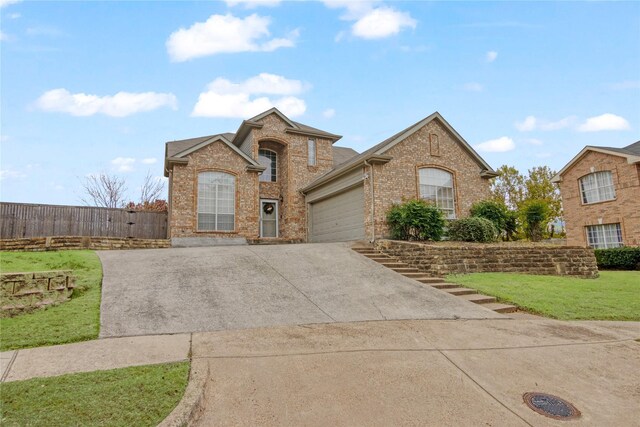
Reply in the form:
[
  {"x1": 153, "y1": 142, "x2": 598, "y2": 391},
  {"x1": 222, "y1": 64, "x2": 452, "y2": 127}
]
[{"x1": 2, "y1": 318, "x2": 638, "y2": 426}]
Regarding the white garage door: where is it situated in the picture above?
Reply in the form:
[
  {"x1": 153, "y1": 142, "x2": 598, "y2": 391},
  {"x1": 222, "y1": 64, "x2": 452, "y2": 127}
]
[{"x1": 310, "y1": 185, "x2": 365, "y2": 243}]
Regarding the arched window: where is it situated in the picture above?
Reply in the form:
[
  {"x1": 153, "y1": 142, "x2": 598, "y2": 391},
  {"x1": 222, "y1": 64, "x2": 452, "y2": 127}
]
[
  {"x1": 579, "y1": 171, "x2": 615, "y2": 204},
  {"x1": 418, "y1": 168, "x2": 456, "y2": 219},
  {"x1": 197, "y1": 171, "x2": 235, "y2": 231},
  {"x1": 258, "y1": 149, "x2": 277, "y2": 182}
]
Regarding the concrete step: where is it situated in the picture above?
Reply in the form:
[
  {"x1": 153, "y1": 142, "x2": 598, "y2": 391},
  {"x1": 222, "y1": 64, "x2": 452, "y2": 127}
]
[
  {"x1": 430, "y1": 282, "x2": 459, "y2": 289},
  {"x1": 353, "y1": 248, "x2": 377, "y2": 254},
  {"x1": 481, "y1": 302, "x2": 518, "y2": 314},
  {"x1": 391, "y1": 267, "x2": 422, "y2": 274},
  {"x1": 443, "y1": 287, "x2": 477, "y2": 296},
  {"x1": 417, "y1": 278, "x2": 446, "y2": 284},
  {"x1": 367, "y1": 256, "x2": 393, "y2": 262},
  {"x1": 399, "y1": 272, "x2": 433, "y2": 279},
  {"x1": 379, "y1": 262, "x2": 407, "y2": 268},
  {"x1": 460, "y1": 294, "x2": 497, "y2": 305}
]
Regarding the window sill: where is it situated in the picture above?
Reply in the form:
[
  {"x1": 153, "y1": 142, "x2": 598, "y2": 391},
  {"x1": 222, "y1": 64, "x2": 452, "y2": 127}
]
[
  {"x1": 195, "y1": 230, "x2": 238, "y2": 234},
  {"x1": 581, "y1": 198, "x2": 616, "y2": 206}
]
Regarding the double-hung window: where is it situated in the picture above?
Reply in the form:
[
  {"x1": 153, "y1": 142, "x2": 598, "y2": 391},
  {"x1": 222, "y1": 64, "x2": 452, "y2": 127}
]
[
  {"x1": 418, "y1": 167, "x2": 456, "y2": 219},
  {"x1": 586, "y1": 223, "x2": 623, "y2": 249},
  {"x1": 579, "y1": 171, "x2": 615, "y2": 204},
  {"x1": 197, "y1": 171, "x2": 235, "y2": 231},
  {"x1": 308, "y1": 138, "x2": 316, "y2": 166}
]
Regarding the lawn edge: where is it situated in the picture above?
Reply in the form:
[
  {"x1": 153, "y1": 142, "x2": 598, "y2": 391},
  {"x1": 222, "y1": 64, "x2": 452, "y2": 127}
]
[{"x1": 158, "y1": 358, "x2": 209, "y2": 427}]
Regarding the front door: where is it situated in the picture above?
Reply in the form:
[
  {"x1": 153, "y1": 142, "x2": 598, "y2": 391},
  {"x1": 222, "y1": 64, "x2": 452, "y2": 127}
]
[{"x1": 260, "y1": 200, "x2": 278, "y2": 238}]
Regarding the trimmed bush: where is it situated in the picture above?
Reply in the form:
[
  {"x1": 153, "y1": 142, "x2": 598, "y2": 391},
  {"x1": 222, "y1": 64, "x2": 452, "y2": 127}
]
[
  {"x1": 447, "y1": 217, "x2": 498, "y2": 243},
  {"x1": 470, "y1": 200, "x2": 508, "y2": 234},
  {"x1": 594, "y1": 247, "x2": 640, "y2": 270},
  {"x1": 521, "y1": 199, "x2": 549, "y2": 242},
  {"x1": 386, "y1": 199, "x2": 445, "y2": 241}
]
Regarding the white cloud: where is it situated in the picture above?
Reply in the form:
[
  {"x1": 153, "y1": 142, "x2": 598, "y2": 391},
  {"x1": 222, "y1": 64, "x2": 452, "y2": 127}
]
[
  {"x1": 462, "y1": 82, "x2": 484, "y2": 92},
  {"x1": 324, "y1": 2, "x2": 416, "y2": 40},
  {"x1": 34, "y1": 89, "x2": 177, "y2": 117},
  {"x1": 475, "y1": 136, "x2": 515, "y2": 153},
  {"x1": 26, "y1": 26, "x2": 63, "y2": 37},
  {"x1": 485, "y1": 51, "x2": 498, "y2": 62},
  {"x1": 515, "y1": 115, "x2": 576, "y2": 132},
  {"x1": 323, "y1": 108, "x2": 336, "y2": 119},
  {"x1": 192, "y1": 73, "x2": 307, "y2": 118},
  {"x1": 225, "y1": 0, "x2": 281, "y2": 8},
  {"x1": 352, "y1": 7, "x2": 416, "y2": 39},
  {"x1": 0, "y1": 0, "x2": 21, "y2": 8},
  {"x1": 166, "y1": 14, "x2": 297, "y2": 62},
  {"x1": 609, "y1": 80, "x2": 640, "y2": 90},
  {"x1": 0, "y1": 168, "x2": 27, "y2": 180},
  {"x1": 577, "y1": 114, "x2": 630, "y2": 132},
  {"x1": 141, "y1": 158, "x2": 157, "y2": 165},
  {"x1": 111, "y1": 157, "x2": 135, "y2": 173},
  {"x1": 525, "y1": 138, "x2": 543, "y2": 146}
]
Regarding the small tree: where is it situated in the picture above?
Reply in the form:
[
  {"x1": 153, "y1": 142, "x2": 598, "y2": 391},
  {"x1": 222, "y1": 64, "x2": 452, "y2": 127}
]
[
  {"x1": 81, "y1": 173, "x2": 128, "y2": 208},
  {"x1": 521, "y1": 199, "x2": 549, "y2": 242},
  {"x1": 139, "y1": 171, "x2": 165, "y2": 205},
  {"x1": 470, "y1": 200, "x2": 508, "y2": 236},
  {"x1": 504, "y1": 210, "x2": 519, "y2": 241},
  {"x1": 386, "y1": 199, "x2": 445, "y2": 241}
]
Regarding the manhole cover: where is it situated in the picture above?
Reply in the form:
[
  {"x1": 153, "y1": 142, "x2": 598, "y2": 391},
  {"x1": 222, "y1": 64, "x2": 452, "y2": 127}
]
[{"x1": 523, "y1": 392, "x2": 581, "y2": 420}]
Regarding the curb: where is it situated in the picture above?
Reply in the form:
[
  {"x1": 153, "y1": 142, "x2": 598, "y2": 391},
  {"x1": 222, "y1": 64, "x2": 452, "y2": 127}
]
[{"x1": 158, "y1": 359, "x2": 209, "y2": 427}]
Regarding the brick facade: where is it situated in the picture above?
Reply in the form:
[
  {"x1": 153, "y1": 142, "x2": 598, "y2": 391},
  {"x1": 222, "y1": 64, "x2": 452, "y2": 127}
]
[
  {"x1": 557, "y1": 150, "x2": 640, "y2": 247},
  {"x1": 365, "y1": 120, "x2": 492, "y2": 238}
]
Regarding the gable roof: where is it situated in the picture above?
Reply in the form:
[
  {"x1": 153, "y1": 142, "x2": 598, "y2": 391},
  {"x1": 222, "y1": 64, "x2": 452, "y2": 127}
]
[
  {"x1": 552, "y1": 140, "x2": 640, "y2": 182},
  {"x1": 164, "y1": 133, "x2": 262, "y2": 176},
  {"x1": 332, "y1": 146, "x2": 359, "y2": 167},
  {"x1": 301, "y1": 111, "x2": 498, "y2": 193},
  {"x1": 230, "y1": 108, "x2": 342, "y2": 145}
]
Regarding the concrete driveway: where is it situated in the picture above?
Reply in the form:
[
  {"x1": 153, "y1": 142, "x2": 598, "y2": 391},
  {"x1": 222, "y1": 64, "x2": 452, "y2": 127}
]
[{"x1": 98, "y1": 243, "x2": 502, "y2": 337}]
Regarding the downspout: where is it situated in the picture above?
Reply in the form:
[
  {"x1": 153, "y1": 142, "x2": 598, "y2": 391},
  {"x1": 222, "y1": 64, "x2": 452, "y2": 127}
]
[{"x1": 364, "y1": 160, "x2": 375, "y2": 243}]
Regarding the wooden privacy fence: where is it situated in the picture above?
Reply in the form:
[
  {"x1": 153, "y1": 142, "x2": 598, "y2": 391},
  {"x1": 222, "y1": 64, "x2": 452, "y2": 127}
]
[{"x1": 0, "y1": 202, "x2": 168, "y2": 239}]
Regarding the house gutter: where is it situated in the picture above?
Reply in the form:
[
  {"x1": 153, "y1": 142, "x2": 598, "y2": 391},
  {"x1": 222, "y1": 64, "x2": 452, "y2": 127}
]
[{"x1": 364, "y1": 159, "x2": 375, "y2": 243}]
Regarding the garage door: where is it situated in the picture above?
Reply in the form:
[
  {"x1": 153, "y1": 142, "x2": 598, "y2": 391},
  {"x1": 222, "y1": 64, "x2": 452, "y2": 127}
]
[{"x1": 310, "y1": 185, "x2": 365, "y2": 243}]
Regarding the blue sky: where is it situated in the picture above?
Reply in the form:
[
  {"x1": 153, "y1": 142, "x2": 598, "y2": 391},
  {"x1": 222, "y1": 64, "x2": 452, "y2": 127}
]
[{"x1": 1, "y1": 0, "x2": 639, "y2": 205}]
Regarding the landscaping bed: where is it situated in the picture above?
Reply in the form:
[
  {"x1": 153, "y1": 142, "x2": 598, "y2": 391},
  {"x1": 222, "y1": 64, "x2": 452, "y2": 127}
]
[
  {"x1": 0, "y1": 362, "x2": 189, "y2": 427},
  {"x1": 0, "y1": 250, "x2": 102, "y2": 351},
  {"x1": 447, "y1": 271, "x2": 640, "y2": 320}
]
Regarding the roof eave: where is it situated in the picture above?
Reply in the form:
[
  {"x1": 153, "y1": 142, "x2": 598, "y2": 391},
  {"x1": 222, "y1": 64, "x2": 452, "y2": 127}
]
[
  {"x1": 284, "y1": 127, "x2": 342, "y2": 142},
  {"x1": 301, "y1": 155, "x2": 393, "y2": 194}
]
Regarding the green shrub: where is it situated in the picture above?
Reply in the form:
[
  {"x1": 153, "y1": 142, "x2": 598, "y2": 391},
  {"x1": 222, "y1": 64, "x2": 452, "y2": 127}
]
[
  {"x1": 386, "y1": 199, "x2": 445, "y2": 241},
  {"x1": 521, "y1": 199, "x2": 549, "y2": 242},
  {"x1": 594, "y1": 247, "x2": 640, "y2": 270},
  {"x1": 505, "y1": 210, "x2": 520, "y2": 241},
  {"x1": 470, "y1": 200, "x2": 508, "y2": 234},
  {"x1": 447, "y1": 217, "x2": 498, "y2": 243}
]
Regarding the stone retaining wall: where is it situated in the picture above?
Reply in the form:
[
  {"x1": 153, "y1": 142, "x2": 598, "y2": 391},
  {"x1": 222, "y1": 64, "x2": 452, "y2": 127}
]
[
  {"x1": 0, "y1": 236, "x2": 170, "y2": 252},
  {"x1": 375, "y1": 240, "x2": 599, "y2": 278},
  {"x1": 1, "y1": 270, "x2": 75, "y2": 315}
]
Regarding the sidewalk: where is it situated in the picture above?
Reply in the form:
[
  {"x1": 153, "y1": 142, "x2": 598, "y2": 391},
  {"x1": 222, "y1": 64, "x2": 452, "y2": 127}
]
[{"x1": 1, "y1": 333, "x2": 190, "y2": 382}]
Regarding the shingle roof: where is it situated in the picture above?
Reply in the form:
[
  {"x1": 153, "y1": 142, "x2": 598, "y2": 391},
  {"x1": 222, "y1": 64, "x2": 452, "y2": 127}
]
[
  {"x1": 166, "y1": 133, "x2": 236, "y2": 157},
  {"x1": 552, "y1": 140, "x2": 640, "y2": 182},
  {"x1": 332, "y1": 146, "x2": 359, "y2": 167}
]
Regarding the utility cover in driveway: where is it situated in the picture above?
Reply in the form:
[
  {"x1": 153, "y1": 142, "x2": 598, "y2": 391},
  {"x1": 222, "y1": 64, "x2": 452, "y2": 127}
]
[
  {"x1": 310, "y1": 186, "x2": 365, "y2": 242},
  {"x1": 98, "y1": 243, "x2": 503, "y2": 337}
]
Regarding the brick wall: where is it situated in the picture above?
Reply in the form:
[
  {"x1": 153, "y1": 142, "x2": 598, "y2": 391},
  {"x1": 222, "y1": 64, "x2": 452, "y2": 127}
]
[
  {"x1": 375, "y1": 240, "x2": 599, "y2": 278},
  {"x1": 1, "y1": 270, "x2": 75, "y2": 315},
  {"x1": 558, "y1": 151, "x2": 640, "y2": 247},
  {"x1": 366, "y1": 119, "x2": 492, "y2": 238},
  {"x1": 0, "y1": 236, "x2": 170, "y2": 252}
]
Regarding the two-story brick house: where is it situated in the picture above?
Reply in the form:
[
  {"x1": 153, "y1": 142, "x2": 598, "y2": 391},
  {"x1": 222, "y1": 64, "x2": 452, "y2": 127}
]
[
  {"x1": 552, "y1": 141, "x2": 640, "y2": 248},
  {"x1": 164, "y1": 108, "x2": 497, "y2": 246}
]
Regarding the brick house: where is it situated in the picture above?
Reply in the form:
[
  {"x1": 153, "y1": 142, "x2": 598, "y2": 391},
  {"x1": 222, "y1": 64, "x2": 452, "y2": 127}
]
[
  {"x1": 552, "y1": 141, "x2": 640, "y2": 248},
  {"x1": 164, "y1": 108, "x2": 497, "y2": 246}
]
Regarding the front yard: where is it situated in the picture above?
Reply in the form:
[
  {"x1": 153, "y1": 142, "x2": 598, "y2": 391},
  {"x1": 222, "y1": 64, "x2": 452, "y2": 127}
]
[
  {"x1": 448, "y1": 271, "x2": 640, "y2": 321},
  {"x1": 0, "y1": 250, "x2": 102, "y2": 351},
  {"x1": 0, "y1": 362, "x2": 189, "y2": 427}
]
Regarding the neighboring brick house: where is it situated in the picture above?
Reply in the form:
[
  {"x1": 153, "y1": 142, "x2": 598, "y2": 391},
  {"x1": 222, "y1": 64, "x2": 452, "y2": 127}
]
[
  {"x1": 552, "y1": 141, "x2": 640, "y2": 248},
  {"x1": 164, "y1": 108, "x2": 497, "y2": 245}
]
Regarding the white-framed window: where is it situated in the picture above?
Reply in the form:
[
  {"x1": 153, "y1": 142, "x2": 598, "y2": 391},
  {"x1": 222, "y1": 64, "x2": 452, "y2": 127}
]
[
  {"x1": 418, "y1": 167, "x2": 456, "y2": 219},
  {"x1": 258, "y1": 149, "x2": 277, "y2": 182},
  {"x1": 586, "y1": 223, "x2": 623, "y2": 249},
  {"x1": 197, "y1": 171, "x2": 235, "y2": 231},
  {"x1": 308, "y1": 138, "x2": 316, "y2": 166},
  {"x1": 580, "y1": 171, "x2": 615, "y2": 204}
]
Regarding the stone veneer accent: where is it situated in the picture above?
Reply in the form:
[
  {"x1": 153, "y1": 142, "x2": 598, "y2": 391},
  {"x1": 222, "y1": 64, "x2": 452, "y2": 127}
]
[
  {"x1": 375, "y1": 240, "x2": 599, "y2": 278},
  {"x1": 1, "y1": 270, "x2": 75, "y2": 315},
  {"x1": 557, "y1": 150, "x2": 640, "y2": 247},
  {"x1": 365, "y1": 119, "x2": 492, "y2": 239},
  {"x1": 0, "y1": 236, "x2": 170, "y2": 252}
]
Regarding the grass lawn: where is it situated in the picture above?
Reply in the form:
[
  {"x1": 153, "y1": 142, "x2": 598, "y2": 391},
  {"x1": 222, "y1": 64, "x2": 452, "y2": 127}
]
[
  {"x1": 0, "y1": 250, "x2": 102, "y2": 351},
  {"x1": 447, "y1": 271, "x2": 640, "y2": 321},
  {"x1": 0, "y1": 362, "x2": 189, "y2": 427}
]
